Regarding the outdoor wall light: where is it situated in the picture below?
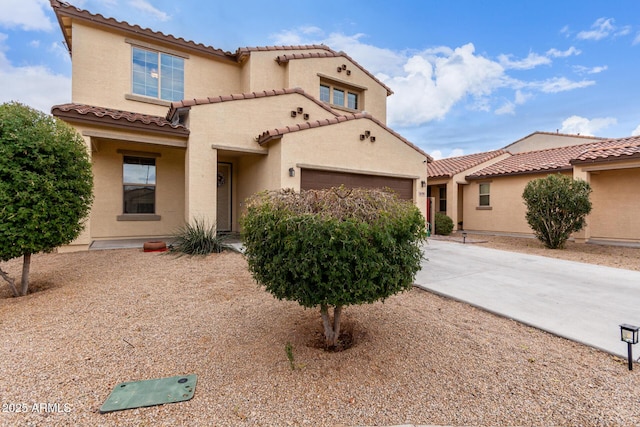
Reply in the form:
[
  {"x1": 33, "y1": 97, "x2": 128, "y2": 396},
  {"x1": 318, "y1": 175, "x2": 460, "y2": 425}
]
[
  {"x1": 620, "y1": 324, "x2": 639, "y2": 370},
  {"x1": 421, "y1": 180, "x2": 426, "y2": 188},
  {"x1": 288, "y1": 168, "x2": 295, "y2": 177}
]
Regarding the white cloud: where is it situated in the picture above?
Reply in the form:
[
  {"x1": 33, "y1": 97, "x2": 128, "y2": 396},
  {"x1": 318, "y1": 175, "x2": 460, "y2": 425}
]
[
  {"x1": 0, "y1": 0, "x2": 53, "y2": 31},
  {"x1": 495, "y1": 101, "x2": 515, "y2": 115},
  {"x1": 560, "y1": 115, "x2": 617, "y2": 136},
  {"x1": 529, "y1": 77, "x2": 595, "y2": 93},
  {"x1": 634, "y1": 33, "x2": 640, "y2": 46},
  {"x1": 574, "y1": 65, "x2": 608, "y2": 75},
  {"x1": 429, "y1": 148, "x2": 464, "y2": 160},
  {"x1": 632, "y1": 124, "x2": 640, "y2": 136},
  {"x1": 385, "y1": 43, "x2": 507, "y2": 126},
  {"x1": 129, "y1": 0, "x2": 170, "y2": 22},
  {"x1": 514, "y1": 89, "x2": 532, "y2": 104},
  {"x1": 498, "y1": 52, "x2": 551, "y2": 70},
  {"x1": 547, "y1": 46, "x2": 581, "y2": 57},
  {"x1": 575, "y1": 18, "x2": 630, "y2": 41},
  {"x1": 0, "y1": 34, "x2": 70, "y2": 113}
]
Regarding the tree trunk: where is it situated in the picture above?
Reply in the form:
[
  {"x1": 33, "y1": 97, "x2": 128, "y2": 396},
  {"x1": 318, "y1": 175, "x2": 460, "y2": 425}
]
[
  {"x1": 320, "y1": 304, "x2": 343, "y2": 348},
  {"x1": 0, "y1": 266, "x2": 19, "y2": 297},
  {"x1": 20, "y1": 253, "x2": 31, "y2": 296}
]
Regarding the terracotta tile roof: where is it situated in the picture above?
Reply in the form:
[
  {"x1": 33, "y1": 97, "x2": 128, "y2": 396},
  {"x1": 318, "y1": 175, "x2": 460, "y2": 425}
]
[
  {"x1": 51, "y1": 0, "x2": 236, "y2": 61},
  {"x1": 256, "y1": 112, "x2": 431, "y2": 160},
  {"x1": 428, "y1": 150, "x2": 509, "y2": 179},
  {"x1": 51, "y1": 103, "x2": 189, "y2": 136},
  {"x1": 166, "y1": 87, "x2": 338, "y2": 122},
  {"x1": 570, "y1": 136, "x2": 640, "y2": 164},
  {"x1": 467, "y1": 139, "x2": 639, "y2": 179},
  {"x1": 275, "y1": 50, "x2": 394, "y2": 96}
]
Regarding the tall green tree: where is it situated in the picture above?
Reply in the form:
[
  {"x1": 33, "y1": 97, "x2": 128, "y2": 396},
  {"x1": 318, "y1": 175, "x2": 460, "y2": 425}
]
[
  {"x1": 241, "y1": 187, "x2": 427, "y2": 348},
  {"x1": 522, "y1": 174, "x2": 592, "y2": 249},
  {"x1": 0, "y1": 102, "x2": 94, "y2": 296}
]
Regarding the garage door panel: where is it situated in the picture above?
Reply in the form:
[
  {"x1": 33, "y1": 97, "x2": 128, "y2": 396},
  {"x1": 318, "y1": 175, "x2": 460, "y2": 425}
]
[{"x1": 300, "y1": 169, "x2": 413, "y2": 200}]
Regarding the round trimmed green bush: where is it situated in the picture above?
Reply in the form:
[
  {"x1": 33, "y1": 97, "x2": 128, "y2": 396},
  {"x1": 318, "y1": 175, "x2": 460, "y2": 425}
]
[
  {"x1": 241, "y1": 187, "x2": 427, "y2": 347},
  {"x1": 434, "y1": 212, "x2": 454, "y2": 235}
]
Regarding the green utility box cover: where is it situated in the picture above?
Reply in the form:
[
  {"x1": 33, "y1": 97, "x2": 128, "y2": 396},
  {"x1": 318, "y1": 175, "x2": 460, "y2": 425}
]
[{"x1": 100, "y1": 374, "x2": 197, "y2": 413}]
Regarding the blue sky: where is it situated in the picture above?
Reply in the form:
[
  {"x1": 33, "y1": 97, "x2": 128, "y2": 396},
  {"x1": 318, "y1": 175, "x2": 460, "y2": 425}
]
[{"x1": 2, "y1": 0, "x2": 640, "y2": 159}]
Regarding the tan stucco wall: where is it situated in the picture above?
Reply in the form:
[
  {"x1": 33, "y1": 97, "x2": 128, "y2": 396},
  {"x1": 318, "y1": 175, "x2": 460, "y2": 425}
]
[
  {"x1": 90, "y1": 139, "x2": 186, "y2": 240},
  {"x1": 240, "y1": 50, "x2": 388, "y2": 123},
  {"x1": 71, "y1": 22, "x2": 241, "y2": 115},
  {"x1": 504, "y1": 133, "x2": 602, "y2": 153},
  {"x1": 584, "y1": 166, "x2": 640, "y2": 243},
  {"x1": 280, "y1": 119, "x2": 427, "y2": 217},
  {"x1": 463, "y1": 172, "x2": 573, "y2": 235}
]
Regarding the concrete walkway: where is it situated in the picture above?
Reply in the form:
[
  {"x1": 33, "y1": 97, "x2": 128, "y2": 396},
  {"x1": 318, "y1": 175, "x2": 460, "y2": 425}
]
[{"x1": 414, "y1": 239, "x2": 640, "y2": 359}]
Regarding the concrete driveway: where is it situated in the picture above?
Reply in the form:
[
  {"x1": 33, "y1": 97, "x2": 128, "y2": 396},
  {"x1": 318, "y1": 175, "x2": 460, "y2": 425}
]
[{"x1": 414, "y1": 239, "x2": 640, "y2": 359}]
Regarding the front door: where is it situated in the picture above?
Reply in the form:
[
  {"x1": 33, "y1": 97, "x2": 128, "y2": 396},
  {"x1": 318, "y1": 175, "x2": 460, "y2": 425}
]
[{"x1": 216, "y1": 163, "x2": 232, "y2": 232}]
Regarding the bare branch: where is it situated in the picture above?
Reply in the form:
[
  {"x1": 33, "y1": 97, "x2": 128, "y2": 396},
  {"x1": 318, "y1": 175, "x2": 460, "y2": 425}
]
[{"x1": 0, "y1": 266, "x2": 19, "y2": 297}]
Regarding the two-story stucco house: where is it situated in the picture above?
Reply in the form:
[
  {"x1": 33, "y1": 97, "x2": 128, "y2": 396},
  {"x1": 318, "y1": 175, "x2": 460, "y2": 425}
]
[{"x1": 49, "y1": 1, "x2": 431, "y2": 251}]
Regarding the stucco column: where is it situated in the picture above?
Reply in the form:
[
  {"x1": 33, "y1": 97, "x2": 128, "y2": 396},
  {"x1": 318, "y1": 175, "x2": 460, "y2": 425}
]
[
  {"x1": 572, "y1": 167, "x2": 591, "y2": 244},
  {"x1": 185, "y1": 139, "x2": 218, "y2": 225}
]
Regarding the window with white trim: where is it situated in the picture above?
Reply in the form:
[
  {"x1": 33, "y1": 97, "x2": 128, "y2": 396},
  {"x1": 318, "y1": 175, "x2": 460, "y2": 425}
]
[
  {"x1": 479, "y1": 182, "x2": 490, "y2": 207},
  {"x1": 123, "y1": 156, "x2": 156, "y2": 214},
  {"x1": 132, "y1": 47, "x2": 184, "y2": 101}
]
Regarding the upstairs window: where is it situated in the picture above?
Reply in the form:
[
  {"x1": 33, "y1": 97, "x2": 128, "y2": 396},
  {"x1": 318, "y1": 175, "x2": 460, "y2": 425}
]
[
  {"x1": 320, "y1": 85, "x2": 330, "y2": 103},
  {"x1": 123, "y1": 156, "x2": 156, "y2": 214},
  {"x1": 479, "y1": 183, "x2": 490, "y2": 207},
  {"x1": 132, "y1": 47, "x2": 184, "y2": 101},
  {"x1": 319, "y1": 81, "x2": 361, "y2": 111}
]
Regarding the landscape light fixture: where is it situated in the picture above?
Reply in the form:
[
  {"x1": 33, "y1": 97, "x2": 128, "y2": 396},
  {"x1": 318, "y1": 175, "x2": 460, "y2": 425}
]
[
  {"x1": 462, "y1": 231, "x2": 468, "y2": 244},
  {"x1": 620, "y1": 324, "x2": 639, "y2": 370}
]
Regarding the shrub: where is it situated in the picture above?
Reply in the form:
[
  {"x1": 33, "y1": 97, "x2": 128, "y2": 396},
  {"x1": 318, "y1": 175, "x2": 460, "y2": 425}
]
[
  {"x1": 434, "y1": 212, "x2": 454, "y2": 235},
  {"x1": 169, "y1": 218, "x2": 230, "y2": 255},
  {"x1": 0, "y1": 102, "x2": 93, "y2": 296},
  {"x1": 241, "y1": 187, "x2": 427, "y2": 348},
  {"x1": 522, "y1": 174, "x2": 592, "y2": 249}
]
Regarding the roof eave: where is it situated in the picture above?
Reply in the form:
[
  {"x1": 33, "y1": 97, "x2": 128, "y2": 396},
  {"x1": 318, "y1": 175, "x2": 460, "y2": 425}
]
[{"x1": 466, "y1": 166, "x2": 571, "y2": 181}]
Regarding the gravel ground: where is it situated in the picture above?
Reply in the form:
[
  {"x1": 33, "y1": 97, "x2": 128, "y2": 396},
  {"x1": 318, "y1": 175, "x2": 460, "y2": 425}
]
[{"x1": 1, "y1": 237, "x2": 640, "y2": 426}]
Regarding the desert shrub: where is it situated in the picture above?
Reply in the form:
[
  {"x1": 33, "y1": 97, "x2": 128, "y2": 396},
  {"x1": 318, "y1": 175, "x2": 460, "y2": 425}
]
[
  {"x1": 434, "y1": 212, "x2": 454, "y2": 235},
  {"x1": 522, "y1": 174, "x2": 592, "y2": 249},
  {"x1": 241, "y1": 187, "x2": 427, "y2": 348},
  {"x1": 169, "y1": 218, "x2": 230, "y2": 255}
]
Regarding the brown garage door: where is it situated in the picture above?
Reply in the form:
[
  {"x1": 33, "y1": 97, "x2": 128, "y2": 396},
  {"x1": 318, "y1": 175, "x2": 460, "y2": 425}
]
[{"x1": 300, "y1": 169, "x2": 413, "y2": 200}]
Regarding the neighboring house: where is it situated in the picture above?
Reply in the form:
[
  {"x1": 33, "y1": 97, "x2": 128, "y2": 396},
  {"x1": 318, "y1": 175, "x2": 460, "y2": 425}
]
[
  {"x1": 463, "y1": 136, "x2": 640, "y2": 245},
  {"x1": 426, "y1": 149, "x2": 510, "y2": 229},
  {"x1": 427, "y1": 132, "x2": 602, "y2": 231},
  {"x1": 49, "y1": 1, "x2": 431, "y2": 251}
]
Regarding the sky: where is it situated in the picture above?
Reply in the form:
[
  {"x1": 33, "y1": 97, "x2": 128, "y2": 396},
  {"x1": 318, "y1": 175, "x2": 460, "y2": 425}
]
[{"x1": 1, "y1": 0, "x2": 640, "y2": 159}]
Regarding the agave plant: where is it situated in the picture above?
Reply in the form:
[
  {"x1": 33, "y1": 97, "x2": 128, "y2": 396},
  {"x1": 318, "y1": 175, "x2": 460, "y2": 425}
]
[{"x1": 169, "y1": 218, "x2": 230, "y2": 255}]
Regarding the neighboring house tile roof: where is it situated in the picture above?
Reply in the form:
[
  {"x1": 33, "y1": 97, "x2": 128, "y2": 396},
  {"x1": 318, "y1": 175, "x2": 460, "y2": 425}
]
[
  {"x1": 467, "y1": 139, "x2": 635, "y2": 179},
  {"x1": 570, "y1": 136, "x2": 640, "y2": 165},
  {"x1": 428, "y1": 150, "x2": 508, "y2": 179},
  {"x1": 51, "y1": 103, "x2": 189, "y2": 136},
  {"x1": 167, "y1": 88, "x2": 338, "y2": 121},
  {"x1": 275, "y1": 51, "x2": 394, "y2": 96}
]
